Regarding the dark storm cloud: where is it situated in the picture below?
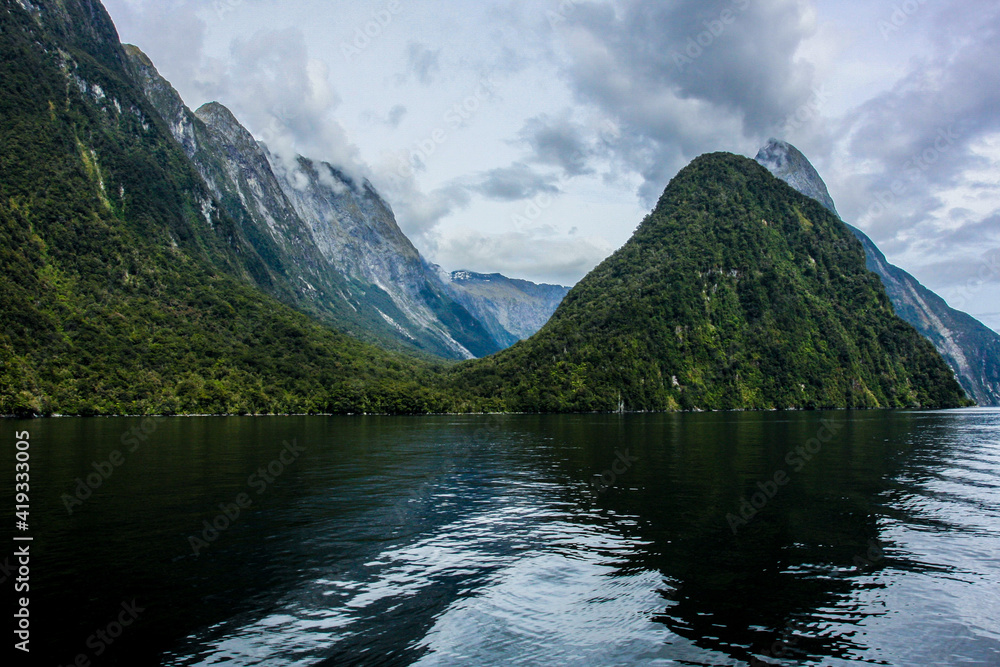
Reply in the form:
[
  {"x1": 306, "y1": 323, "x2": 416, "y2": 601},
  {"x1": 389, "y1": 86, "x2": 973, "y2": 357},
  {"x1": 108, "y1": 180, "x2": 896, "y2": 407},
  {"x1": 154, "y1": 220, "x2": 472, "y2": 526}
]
[
  {"x1": 96, "y1": 0, "x2": 1000, "y2": 298},
  {"x1": 543, "y1": 0, "x2": 818, "y2": 204},
  {"x1": 546, "y1": 0, "x2": 1000, "y2": 299},
  {"x1": 938, "y1": 214, "x2": 1000, "y2": 247},
  {"x1": 471, "y1": 162, "x2": 561, "y2": 201},
  {"x1": 518, "y1": 113, "x2": 594, "y2": 177}
]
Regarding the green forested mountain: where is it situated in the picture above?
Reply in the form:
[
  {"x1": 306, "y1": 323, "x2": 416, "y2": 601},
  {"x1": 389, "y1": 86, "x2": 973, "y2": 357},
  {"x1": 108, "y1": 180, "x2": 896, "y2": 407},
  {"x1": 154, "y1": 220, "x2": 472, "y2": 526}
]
[
  {"x1": 447, "y1": 153, "x2": 971, "y2": 412},
  {"x1": 0, "y1": 0, "x2": 461, "y2": 416},
  {"x1": 756, "y1": 139, "x2": 1000, "y2": 406},
  {"x1": 0, "y1": 0, "x2": 970, "y2": 416}
]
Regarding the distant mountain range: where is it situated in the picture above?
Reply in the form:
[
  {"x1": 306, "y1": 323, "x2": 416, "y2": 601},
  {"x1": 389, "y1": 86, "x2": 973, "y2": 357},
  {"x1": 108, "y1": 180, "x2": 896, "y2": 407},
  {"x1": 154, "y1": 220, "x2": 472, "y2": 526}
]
[
  {"x1": 756, "y1": 139, "x2": 1000, "y2": 405},
  {"x1": 444, "y1": 271, "x2": 570, "y2": 348}
]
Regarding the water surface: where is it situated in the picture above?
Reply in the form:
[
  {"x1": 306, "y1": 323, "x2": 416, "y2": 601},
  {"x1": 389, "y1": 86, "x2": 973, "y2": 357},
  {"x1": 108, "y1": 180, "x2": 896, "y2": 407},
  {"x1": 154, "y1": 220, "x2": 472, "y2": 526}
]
[{"x1": 5, "y1": 410, "x2": 999, "y2": 665}]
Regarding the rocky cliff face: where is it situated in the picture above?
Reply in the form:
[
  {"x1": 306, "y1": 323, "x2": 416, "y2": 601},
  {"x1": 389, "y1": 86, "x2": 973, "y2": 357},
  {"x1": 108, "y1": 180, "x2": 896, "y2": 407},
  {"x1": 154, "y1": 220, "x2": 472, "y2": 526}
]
[
  {"x1": 264, "y1": 151, "x2": 500, "y2": 359},
  {"x1": 124, "y1": 44, "x2": 499, "y2": 359},
  {"x1": 755, "y1": 139, "x2": 1000, "y2": 405},
  {"x1": 755, "y1": 139, "x2": 840, "y2": 216},
  {"x1": 443, "y1": 271, "x2": 570, "y2": 348}
]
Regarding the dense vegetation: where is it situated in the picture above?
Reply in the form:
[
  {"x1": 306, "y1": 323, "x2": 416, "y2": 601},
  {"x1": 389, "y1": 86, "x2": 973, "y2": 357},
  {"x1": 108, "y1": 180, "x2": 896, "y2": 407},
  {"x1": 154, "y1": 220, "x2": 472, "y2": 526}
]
[
  {"x1": 0, "y1": 0, "x2": 466, "y2": 416},
  {"x1": 756, "y1": 138, "x2": 1000, "y2": 406},
  {"x1": 0, "y1": 0, "x2": 970, "y2": 416},
  {"x1": 446, "y1": 154, "x2": 971, "y2": 412}
]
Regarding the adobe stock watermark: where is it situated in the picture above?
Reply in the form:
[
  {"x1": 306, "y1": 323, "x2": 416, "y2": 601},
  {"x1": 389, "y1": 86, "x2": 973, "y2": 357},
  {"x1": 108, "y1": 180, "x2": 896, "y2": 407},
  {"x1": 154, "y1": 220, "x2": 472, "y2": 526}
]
[
  {"x1": 853, "y1": 538, "x2": 886, "y2": 571},
  {"x1": 212, "y1": 0, "x2": 243, "y2": 21},
  {"x1": 585, "y1": 448, "x2": 639, "y2": 499},
  {"x1": 391, "y1": 415, "x2": 503, "y2": 527},
  {"x1": 878, "y1": 0, "x2": 928, "y2": 40},
  {"x1": 55, "y1": 600, "x2": 145, "y2": 667},
  {"x1": 864, "y1": 124, "x2": 961, "y2": 221},
  {"x1": 749, "y1": 618, "x2": 813, "y2": 666},
  {"x1": 743, "y1": 539, "x2": 883, "y2": 664},
  {"x1": 385, "y1": 76, "x2": 498, "y2": 187},
  {"x1": 775, "y1": 85, "x2": 831, "y2": 137},
  {"x1": 188, "y1": 439, "x2": 304, "y2": 555},
  {"x1": 672, "y1": 0, "x2": 752, "y2": 72},
  {"x1": 727, "y1": 418, "x2": 843, "y2": 534},
  {"x1": 341, "y1": 0, "x2": 404, "y2": 62},
  {"x1": 510, "y1": 118, "x2": 617, "y2": 230},
  {"x1": 944, "y1": 249, "x2": 1000, "y2": 312},
  {"x1": 545, "y1": 0, "x2": 586, "y2": 28},
  {"x1": 61, "y1": 417, "x2": 166, "y2": 515},
  {"x1": 510, "y1": 192, "x2": 555, "y2": 230}
]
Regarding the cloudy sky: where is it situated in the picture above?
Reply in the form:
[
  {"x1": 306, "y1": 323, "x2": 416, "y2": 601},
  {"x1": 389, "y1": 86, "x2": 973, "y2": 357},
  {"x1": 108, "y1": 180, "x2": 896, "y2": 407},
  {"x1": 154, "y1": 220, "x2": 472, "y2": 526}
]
[{"x1": 102, "y1": 0, "x2": 1000, "y2": 331}]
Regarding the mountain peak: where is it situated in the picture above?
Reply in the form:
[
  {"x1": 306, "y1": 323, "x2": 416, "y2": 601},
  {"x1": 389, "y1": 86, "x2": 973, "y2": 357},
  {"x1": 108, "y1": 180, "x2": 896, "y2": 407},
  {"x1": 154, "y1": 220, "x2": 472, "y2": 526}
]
[
  {"x1": 450, "y1": 149, "x2": 968, "y2": 411},
  {"x1": 754, "y1": 139, "x2": 839, "y2": 217},
  {"x1": 755, "y1": 139, "x2": 1000, "y2": 405},
  {"x1": 195, "y1": 101, "x2": 241, "y2": 131}
]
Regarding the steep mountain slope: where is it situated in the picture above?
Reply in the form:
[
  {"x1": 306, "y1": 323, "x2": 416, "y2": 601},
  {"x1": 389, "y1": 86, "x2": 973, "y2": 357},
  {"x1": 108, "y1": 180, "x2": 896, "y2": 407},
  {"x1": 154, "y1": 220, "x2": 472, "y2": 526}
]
[
  {"x1": 265, "y1": 149, "x2": 499, "y2": 358},
  {"x1": 756, "y1": 139, "x2": 1000, "y2": 405},
  {"x1": 123, "y1": 44, "x2": 498, "y2": 359},
  {"x1": 448, "y1": 153, "x2": 970, "y2": 412},
  {"x1": 0, "y1": 0, "x2": 457, "y2": 415},
  {"x1": 443, "y1": 270, "x2": 570, "y2": 348}
]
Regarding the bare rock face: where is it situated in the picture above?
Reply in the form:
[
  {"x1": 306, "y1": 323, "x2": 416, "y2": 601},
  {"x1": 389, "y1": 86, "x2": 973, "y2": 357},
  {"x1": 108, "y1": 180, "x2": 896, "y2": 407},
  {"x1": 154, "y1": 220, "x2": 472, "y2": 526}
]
[
  {"x1": 756, "y1": 139, "x2": 1000, "y2": 405},
  {"x1": 755, "y1": 139, "x2": 840, "y2": 216},
  {"x1": 263, "y1": 150, "x2": 499, "y2": 359},
  {"x1": 124, "y1": 41, "x2": 568, "y2": 359}
]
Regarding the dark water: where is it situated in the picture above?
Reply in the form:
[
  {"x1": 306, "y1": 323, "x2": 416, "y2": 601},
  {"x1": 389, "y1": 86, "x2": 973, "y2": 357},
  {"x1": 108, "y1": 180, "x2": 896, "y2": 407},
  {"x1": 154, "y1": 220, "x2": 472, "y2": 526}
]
[{"x1": 4, "y1": 410, "x2": 999, "y2": 666}]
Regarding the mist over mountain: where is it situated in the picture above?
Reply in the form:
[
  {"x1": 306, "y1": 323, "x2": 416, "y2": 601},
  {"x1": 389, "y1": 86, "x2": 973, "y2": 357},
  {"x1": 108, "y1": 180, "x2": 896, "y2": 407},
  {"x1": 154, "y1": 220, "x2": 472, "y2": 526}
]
[
  {"x1": 121, "y1": 40, "x2": 574, "y2": 360},
  {"x1": 124, "y1": 44, "x2": 505, "y2": 359}
]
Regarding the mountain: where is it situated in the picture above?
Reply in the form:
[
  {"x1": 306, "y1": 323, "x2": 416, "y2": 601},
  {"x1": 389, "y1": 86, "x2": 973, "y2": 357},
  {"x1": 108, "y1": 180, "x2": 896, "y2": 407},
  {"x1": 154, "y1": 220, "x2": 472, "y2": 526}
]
[
  {"x1": 263, "y1": 149, "x2": 499, "y2": 358},
  {"x1": 756, "y1": 139, "x2": 1000, "y2": 405},
  {"x1": 447, "y1": 152, "x2": 970, "y2": 412},
  {"x1": 443, "y1": 270, "x2": 570, "y2": 348},
  {"x1": 123, "y1": 44, "x2": 499, "y2": 360},
  {"x1": 0, "y1": 0, "x2": 463, "y2": 416}
]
